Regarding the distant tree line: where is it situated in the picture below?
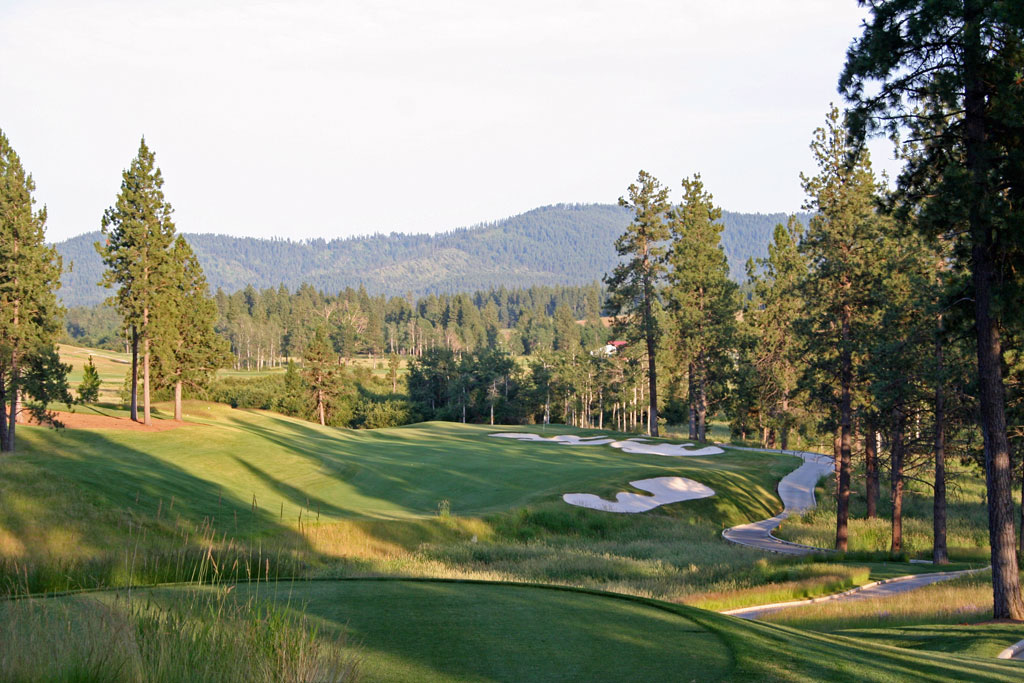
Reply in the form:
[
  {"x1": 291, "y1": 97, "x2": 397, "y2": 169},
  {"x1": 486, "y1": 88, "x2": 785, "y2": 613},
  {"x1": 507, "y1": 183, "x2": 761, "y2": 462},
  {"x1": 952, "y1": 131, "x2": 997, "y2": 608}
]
[{"x1": 54, "y1": 204, "x2": 809, "y2": 307}]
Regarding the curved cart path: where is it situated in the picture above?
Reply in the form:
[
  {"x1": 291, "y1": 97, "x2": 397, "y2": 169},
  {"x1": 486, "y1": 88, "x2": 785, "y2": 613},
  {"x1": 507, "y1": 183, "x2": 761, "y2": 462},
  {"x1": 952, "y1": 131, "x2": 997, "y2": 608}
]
[
  {"x1": 720, "y1": 446, "x2": 834, "y2": 555},
  {"x1": 722, "y1": 566, "x2": 990, "y2": 620}
]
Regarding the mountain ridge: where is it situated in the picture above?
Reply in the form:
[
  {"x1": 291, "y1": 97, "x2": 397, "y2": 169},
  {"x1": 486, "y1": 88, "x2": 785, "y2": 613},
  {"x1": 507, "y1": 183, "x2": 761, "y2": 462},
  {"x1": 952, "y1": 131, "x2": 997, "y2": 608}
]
[{"x1": 55, "y1": 203, "x2": 808, "y2": 307}]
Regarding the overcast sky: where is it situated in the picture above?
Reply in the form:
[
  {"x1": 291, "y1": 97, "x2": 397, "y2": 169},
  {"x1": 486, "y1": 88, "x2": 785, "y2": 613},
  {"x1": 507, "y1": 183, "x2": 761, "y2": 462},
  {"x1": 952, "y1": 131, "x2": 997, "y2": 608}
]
[{"x1": 1, "y1": 1, "x2": 897, "y2": 242}]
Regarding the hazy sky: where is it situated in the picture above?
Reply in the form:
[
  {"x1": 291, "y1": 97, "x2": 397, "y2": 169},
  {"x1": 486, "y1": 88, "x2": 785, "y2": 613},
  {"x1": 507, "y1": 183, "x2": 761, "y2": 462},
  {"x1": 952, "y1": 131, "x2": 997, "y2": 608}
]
[{"x1": 1, "y1": 1, "x2": 897, "y2": 242}]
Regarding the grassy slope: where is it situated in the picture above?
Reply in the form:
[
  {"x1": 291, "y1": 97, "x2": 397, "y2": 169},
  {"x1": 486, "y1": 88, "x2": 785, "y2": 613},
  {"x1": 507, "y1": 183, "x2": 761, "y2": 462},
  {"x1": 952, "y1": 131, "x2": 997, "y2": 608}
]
[
  {"x1": 50, "y1": 579, "x2": 1022, "y2": 682},
  {"x1": 13, "y1": 404, "x2": 792, "y2": 525}
]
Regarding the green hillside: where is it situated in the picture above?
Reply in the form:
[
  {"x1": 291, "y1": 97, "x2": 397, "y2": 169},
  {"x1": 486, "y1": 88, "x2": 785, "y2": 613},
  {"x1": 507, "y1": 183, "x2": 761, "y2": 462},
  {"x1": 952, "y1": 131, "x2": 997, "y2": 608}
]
[{"x1": 56, "y1": 204, "x2": 808, "y2": 306}]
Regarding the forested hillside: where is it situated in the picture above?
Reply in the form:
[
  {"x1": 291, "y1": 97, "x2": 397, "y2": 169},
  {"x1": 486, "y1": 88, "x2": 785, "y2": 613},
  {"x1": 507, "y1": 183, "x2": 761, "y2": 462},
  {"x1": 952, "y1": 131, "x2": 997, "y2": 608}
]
[{"x1": 57, "y1": 203, "x2": 806, "y2": 306}]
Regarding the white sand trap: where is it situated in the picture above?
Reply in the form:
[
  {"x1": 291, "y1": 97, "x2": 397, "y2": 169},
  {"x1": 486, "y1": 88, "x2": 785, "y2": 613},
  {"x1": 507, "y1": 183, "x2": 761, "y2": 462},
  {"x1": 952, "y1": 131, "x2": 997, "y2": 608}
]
[
  {"x1": 609, "y1": 439, "x2": 724, "y2": 457},
  {"x1": 489, "y1": 433, "x2": 615, "y2": 446},
  {"x1": 489, "y1": 433, "x2": 723, "y2": 456},
  {"x1": 563, "y1": 476, "x2": 715, "y2": 513}
]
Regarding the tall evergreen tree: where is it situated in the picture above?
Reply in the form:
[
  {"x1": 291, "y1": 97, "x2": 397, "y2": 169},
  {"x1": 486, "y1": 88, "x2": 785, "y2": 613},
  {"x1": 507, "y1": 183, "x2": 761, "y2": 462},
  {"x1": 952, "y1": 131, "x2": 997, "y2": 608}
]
[
  {"x1": 798, "y1": 105, "x2": 884, "y2": 552},
  {"x1": 96, "y1": 138, "x2": 176, "y2": 426},
  {"x1": 0, "y1": 129, "x2": 70, "y2": 450},
  {"x1": 665, "y1": 175, "x2": 739, "y2": 441},
  {"x1": 151, "y1": 237, "x2": 232, "y2": 420},
  {"x1": 303, "y1": 327, "x2": 342, "y2": 426},
  {"x1": 841, "y1": 0, "x2": 1024, "y2": 618},
  {"x1": 747, "y1": 217, "x2": 808, "y2": 449},
  {"x1": 604, "y1": 171, "x2": 670, "y2": 436}
]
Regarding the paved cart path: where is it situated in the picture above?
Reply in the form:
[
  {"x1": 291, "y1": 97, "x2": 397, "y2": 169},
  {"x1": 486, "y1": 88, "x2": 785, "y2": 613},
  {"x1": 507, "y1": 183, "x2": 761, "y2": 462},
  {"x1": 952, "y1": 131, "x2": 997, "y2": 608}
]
[{"x1": 720, "y1": 446, "x2": 834, "y2": 555}]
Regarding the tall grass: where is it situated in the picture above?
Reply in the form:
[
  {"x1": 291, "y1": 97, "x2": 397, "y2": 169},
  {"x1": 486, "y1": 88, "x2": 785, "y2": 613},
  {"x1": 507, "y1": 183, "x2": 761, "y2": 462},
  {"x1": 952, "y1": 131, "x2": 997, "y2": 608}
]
[
  {"x1": 775, "y1": 462, "x2": 999, "y2": 558},
  {"x1": 0, "y1": 589, "x2": 361, "y2": 681},
  {"x1": 759, "y1": 572, "x2": 999, "y2": 631}
]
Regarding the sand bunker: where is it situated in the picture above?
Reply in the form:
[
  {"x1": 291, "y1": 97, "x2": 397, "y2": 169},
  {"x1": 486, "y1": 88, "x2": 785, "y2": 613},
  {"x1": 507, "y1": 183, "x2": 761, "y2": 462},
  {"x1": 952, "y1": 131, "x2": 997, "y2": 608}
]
[
  {"x1": 489, "y1": 432, "x2": 723, "y2": 456},
  {"x1": 563, "y1": 476, "x2": 715, "y2": 513}
]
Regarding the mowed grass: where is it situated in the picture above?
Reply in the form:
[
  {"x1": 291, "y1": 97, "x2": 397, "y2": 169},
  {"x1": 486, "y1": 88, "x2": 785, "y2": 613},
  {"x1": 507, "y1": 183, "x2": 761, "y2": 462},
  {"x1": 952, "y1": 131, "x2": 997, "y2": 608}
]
[
  {"x1": 4, "y1": 406, "x2": 969, "y2": 605},
  {"x1": 14, "y1": 403, "x2": 791, "y2": 524},
  {"x1": 8, "y1": 579, "x2": 1022, "y2": 682},
  {"x1": 58, "y1": 344, "x2": 132, "y2": 401},
  {"x1": 4, "y1": 404, "x2": 814, "y2": 599}
]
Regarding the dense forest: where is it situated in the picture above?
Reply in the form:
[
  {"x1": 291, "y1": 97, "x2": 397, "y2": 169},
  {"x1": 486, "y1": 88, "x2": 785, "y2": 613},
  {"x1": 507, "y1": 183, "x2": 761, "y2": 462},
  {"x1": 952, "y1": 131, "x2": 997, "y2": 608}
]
[
  {"x1": 66, "y1": 282, "x2": 613, "y2": 361},
  {"x1": 55, "y1": 204, "x2": 807, "y2": 306}
]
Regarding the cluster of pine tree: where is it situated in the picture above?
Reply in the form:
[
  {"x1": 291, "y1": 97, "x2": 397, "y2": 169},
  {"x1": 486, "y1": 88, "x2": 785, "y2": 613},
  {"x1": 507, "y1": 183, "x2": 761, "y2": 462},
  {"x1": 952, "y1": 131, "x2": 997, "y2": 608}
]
[
  {"x1": 0, "y1": 130, "x2": 72, "y2": 451},
  {"x1": 96, "y1": 139, "x2": 231, "y2": 423}
]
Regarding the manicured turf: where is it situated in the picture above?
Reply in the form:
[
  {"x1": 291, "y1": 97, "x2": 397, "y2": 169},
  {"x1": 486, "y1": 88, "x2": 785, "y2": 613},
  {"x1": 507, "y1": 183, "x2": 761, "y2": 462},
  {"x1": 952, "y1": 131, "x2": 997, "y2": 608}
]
[{"x1": 14, "y1": 404, "x2": 794, "y2": 527}]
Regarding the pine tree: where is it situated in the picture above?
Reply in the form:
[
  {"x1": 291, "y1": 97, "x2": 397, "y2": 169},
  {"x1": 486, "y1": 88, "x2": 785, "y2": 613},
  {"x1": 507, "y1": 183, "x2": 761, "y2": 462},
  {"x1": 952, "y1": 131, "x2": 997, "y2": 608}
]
[
  {"x1": 841, "y1": 0, "x2": 1024, "y2": 618},
  {"x1": 747, "y1": 217, "x2": 808, "y2": 449},
  {"x1": 78, "y1": 356, "x2": 102, "y2": 404},
  {"x1": 0, "y1": 129, "x2": 69, "y2": 451},
  {"x1": 665, "y1": 174, "x2": 739, "y2": 441},
  {"x1": 96, "y1": 138, "x2": 176, "y2": 426},
  {"x1": 798, "y1": 105, "x2": 884, "y2": 552},
  {"x1": 151, "y1": 237, "x2": 232, "y2": 420},
  {"x1": 303, "y1": 328, "x2": 341, "y2": 426},
  {"x1": 604, "y1": 171, "x2": 670, "y2": 436}
]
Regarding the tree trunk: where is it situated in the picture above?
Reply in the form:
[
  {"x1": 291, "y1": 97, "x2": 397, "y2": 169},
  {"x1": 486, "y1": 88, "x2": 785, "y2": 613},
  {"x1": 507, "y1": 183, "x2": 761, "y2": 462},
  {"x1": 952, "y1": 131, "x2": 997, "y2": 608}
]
[
  {"x1": 836, "y1": 310, "x2": 853, "y2": 552},
  {"x1": 643, "y1": 292, "x2": 659, "y2": 438},
  {"x1": 688, "y1": 362, "x2": 697, "y2": 439},
  {"x1": 890, "y1": 411, "x2": 905, "y2": 554},
  {"x1": 865, "y1": 424, "x2": 879, "y2": 520},
  {"x1": 0, "y1": 371, "x2": 7, "y2": 452},
  {"x1": 780, "y1": 394, "x2": 790, "y2": 450},
  {"x1": 696, "y1": 357, "x2": 707, "y2": 441},
  {"x1": 4, "y1": 362, "x2": 17, "y2": 452},
  {"x1": 933, "y1": 327, "x2": 948, "y2": 564},
  {"x1": 143, "y1": 336, "x2": 152, "y2": 426},
  {"x1": 130, "y1": 326, "x2": 139, "y2": 422},
  {"x1": 963, "y1": 0, "x2": 1024, "y2": 619},
  {"x1": 174, "y1": 381, "x2": 183, "y2": 421},
  {"x1": 317, "y1": 387, "x2": 326, "y2": 426}
]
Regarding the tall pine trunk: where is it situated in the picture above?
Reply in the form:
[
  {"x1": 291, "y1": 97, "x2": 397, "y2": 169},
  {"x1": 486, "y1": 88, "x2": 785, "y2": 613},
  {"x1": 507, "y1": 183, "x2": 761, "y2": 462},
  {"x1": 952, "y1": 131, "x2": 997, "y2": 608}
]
[
  {"x1": 4, "y1": 362, "x2": 16, "y2": 452},
  {"x1": 890, "y1": 410, "x2": 905, "y2": 554},
  {"x1": 963, "y1": 1, "x2": 1024, "y2": 619},
  {"x1": 933, "y1": 327, "x2": 948, "y2": 564},
  {"x1": 835, "y1": 304, "x2": 854, "y2": 552},
  {"x1": 130, "y1": 326, "x2": 139, "y2": 422},
  {"x1": 865, "y1": 424, "x2": 879, "y2": 520},
  {"x1": 174, "y1": 380, "x2": 183, "y2": 422},
  {"x1": 143, "y1": 336, "x2": 152, "y2": 426},
  {"x1": 780, "y1": 394, "x2": 790, "y2": 450},
  {"x1": 645, "y1": 330, "x2": 658, "y2": 437},
  {"x1": 696, "y1": 356, "x2": 707, "y2": 441},
  {"x1": 0, "y1": 371, "x2": 7, "y2": 452},
  {"x1": 688, "y1": 362, "x2": 697, "y2": 439}
]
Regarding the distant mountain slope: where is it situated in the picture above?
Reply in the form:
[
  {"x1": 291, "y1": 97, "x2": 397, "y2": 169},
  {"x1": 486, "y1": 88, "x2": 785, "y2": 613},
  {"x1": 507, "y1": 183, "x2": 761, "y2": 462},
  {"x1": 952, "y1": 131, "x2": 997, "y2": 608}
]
[{"x1": 55, "y1": 204, "x2": 807, "y2": 306}]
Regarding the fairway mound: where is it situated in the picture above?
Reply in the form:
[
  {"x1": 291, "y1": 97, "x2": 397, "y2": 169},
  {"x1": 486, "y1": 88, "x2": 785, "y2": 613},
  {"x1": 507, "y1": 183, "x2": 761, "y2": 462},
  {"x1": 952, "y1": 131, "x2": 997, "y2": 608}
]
[
  {"x1": 490, "y1": 432, "x2": 724, "y2": 456},
  {"x1": 32, "y1": 411, "x2": 185, "y2": 432},
  {"x1": 564, "y1": 476, "x2": 715, "y2": 513}
]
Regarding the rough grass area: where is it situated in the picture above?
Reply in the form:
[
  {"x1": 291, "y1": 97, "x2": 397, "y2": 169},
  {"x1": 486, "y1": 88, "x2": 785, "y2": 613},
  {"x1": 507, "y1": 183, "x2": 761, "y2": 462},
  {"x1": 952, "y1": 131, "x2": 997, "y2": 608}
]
[
  {"x1": 13, "y1": 579, "x2": 1024, "y2": 682},
  {"x1": 0, "y1": 587, "x2": 361, "y2": 681},
  {"x1": 773, "y1": 462, "x2": 999, "y2": 559},
  {"x1": 758, "y1": 571, "x2": 1009, "y2": 631}
]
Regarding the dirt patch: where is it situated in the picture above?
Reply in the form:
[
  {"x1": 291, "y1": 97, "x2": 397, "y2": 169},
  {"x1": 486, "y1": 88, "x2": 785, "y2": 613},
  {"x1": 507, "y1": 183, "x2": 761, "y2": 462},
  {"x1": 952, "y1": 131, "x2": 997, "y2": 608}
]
[{"x1": 30, "y1": 411, "x2": 186, "y2": 432}]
